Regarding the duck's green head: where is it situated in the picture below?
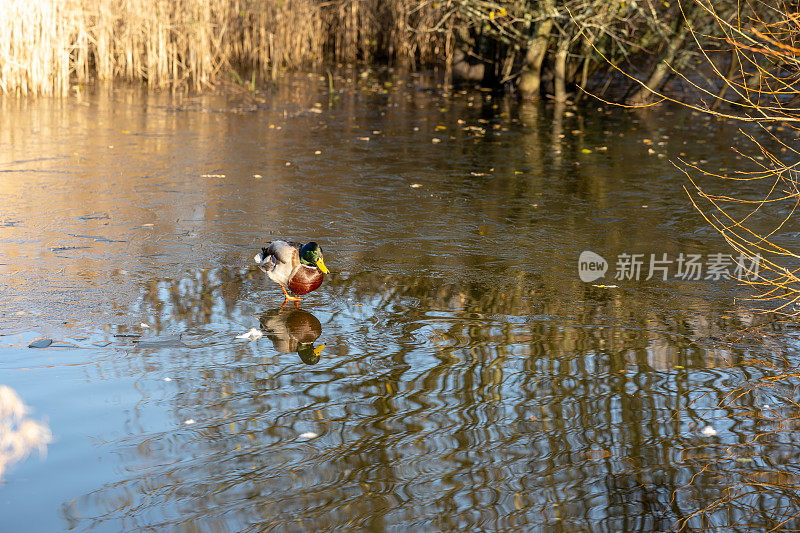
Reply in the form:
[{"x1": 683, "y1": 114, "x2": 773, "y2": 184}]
[{"x1": 300, "y1": 242, "x2": 329, "y2": 274}]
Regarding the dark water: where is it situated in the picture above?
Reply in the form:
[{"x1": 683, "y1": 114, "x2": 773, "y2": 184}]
[{"x1": 1, "y1": 73, "x2": 799, "y2": 531}]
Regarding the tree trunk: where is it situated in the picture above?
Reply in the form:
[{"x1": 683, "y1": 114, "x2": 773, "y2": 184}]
[
  {"x1": 627, "y1": 23, "x2": 690, "y2": 106},
  {"x1": 518, "y1": 0, "x2": 555, "y2": 100},
  {"x1": 554, "y1": 38, "x2": 569, "y2": 102},
  {"x1": 574, "y1": 34, "x2": 597, "y2": 103},
  {"x1": 710, "y1": 50, "x2": 739, "y2": 110},
  {"x1": 444, "y1": 21, "x2": 454, "y2": 89}
]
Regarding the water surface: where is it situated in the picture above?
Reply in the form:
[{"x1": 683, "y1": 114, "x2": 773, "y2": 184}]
[{"x1": 1, "y1": 74, "x2": 798, "y2": 531}]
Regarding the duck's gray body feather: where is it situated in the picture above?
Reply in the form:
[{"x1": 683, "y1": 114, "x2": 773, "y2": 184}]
[{"x1": 254, "y1": 240, "x2": 302, "y2": 286}]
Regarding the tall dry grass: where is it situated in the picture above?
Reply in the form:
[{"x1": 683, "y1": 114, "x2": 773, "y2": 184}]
[
  {"x1": 0, "y1": 0, "x2": 446, "y2": 96},
  {"x1": 0, "y1": 0, "x2": 74, "y2": 95}
]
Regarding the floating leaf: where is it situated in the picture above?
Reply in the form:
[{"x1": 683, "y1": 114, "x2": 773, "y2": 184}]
[
  {"x1": 583, "y1": 449, "x2": 612, "y2": 460},
  {"x1": 28, "y1": 338, "x2": 53, "y2": 348}
]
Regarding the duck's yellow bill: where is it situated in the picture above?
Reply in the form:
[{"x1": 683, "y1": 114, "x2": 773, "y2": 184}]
[
  {"x1": 313, "y1": 344, "x2": 326, "y2": 357},
  {"x1": 316, "y1": 258, "x2": 330, "y2": 274}
]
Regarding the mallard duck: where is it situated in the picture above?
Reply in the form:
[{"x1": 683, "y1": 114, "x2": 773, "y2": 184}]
[{"x1": 254, "y1": 241, "x2": 329, "y2": 306}]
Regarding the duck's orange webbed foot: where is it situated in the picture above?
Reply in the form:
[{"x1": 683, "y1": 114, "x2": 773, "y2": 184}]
[{"x1": 281, "y1": 285, "x2": 301, "y2": 308}]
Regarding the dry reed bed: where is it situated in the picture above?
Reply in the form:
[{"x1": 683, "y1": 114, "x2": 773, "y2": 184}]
[{"x1": 0, "y1": 0, "x2": 445, "y2": 96}]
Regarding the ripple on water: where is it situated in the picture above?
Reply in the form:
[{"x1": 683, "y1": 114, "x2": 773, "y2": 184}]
[{"x1": 2, "y1": 84, "x2": 798, "y2": 531}]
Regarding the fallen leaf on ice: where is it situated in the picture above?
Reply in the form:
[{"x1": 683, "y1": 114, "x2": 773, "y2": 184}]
[{"x1": 28, "y1": 338, "x2": 53, "y2": 348}]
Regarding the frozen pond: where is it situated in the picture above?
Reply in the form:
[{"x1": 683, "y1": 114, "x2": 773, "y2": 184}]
[{"x1": 1, "y1": 73, "x2": 798, "y2": 531}]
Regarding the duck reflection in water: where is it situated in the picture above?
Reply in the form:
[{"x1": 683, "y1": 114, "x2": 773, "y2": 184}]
[{"x1": 259, "y1": 308, "x2": 325, "y2": 364}]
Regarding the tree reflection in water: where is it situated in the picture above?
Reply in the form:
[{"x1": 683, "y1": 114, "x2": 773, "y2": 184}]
[{"x1": 60, "y1": 265, "x2": 800, "y2": 532}]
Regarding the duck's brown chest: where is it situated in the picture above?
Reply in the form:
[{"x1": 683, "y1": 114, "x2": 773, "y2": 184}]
[{"x1": 288, "y1": 265, "x2": 324, "y2": 295}]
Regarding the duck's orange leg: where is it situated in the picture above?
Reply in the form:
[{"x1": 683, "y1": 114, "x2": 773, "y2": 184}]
[{"x1": 281, "y1": 285, "x2": 301, "y2": 308}]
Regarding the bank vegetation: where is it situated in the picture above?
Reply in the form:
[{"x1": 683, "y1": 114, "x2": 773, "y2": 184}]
[{"x1": 0, "y1": 0, "x2": 789, "y2": 107}]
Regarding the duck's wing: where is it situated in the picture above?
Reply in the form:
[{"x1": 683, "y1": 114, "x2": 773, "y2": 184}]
[
  {"x1": 256, "y1": 240, "x2": 301, "y2": 266},
  {"x1": 255, "y1": 241, "x2": 302, "y2": 285}
]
